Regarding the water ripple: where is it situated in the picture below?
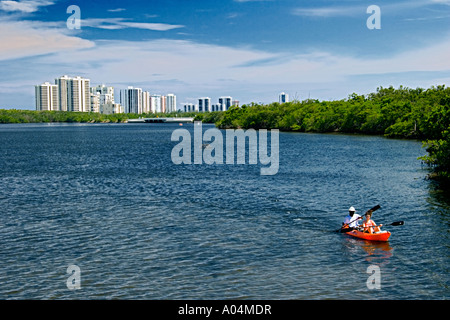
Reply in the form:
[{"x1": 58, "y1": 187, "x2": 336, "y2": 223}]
[{"x1": 0, "y1": 123, "x2": 448, "y2": 299}]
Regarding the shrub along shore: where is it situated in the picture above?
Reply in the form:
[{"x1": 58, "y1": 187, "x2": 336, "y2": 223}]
[
  {"x1": 196, "y1": 85, "x2": 450, "y2": 183},
  {"x1": 0, "y1": 109, "x2": 199, "y2": 124},
  {"x1": 1, "y1": 85, "x2": 449, "y2": 182}
]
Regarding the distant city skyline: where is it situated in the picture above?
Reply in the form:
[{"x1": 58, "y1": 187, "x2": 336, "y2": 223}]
[
  {"x1": 1, "y1": 0, "x2": 450, "y2": 109},
  {"x1": 37, "y1": 74, "x2": 284, "y2": 113},
  {"x1": 36, "y1": 74, "x2": 248, "y2": 114},
  {"x1": 37, "y1": 75, "x2": 181, "y2": 114}
]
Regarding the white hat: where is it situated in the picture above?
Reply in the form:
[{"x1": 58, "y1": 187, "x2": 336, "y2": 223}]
[{"x1": 349, "y1": 206, "x2": 356, "y2": 212}]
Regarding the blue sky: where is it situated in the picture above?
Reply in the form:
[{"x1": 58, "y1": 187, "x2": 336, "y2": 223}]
[{"x1": 0, "y1": 0, "x2": 450, "y2": 109}]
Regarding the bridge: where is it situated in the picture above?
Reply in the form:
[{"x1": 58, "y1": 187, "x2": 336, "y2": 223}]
[{"x1": 127, "y1": 117, "x2": 194, "y2": 123}]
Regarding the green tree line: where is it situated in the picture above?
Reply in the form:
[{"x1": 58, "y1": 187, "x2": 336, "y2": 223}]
[
  {"x1": 206, "y1": 85, "x2": 450, "y2": 181},
  {"x1": 0, "y1": 110, "x2": 199, "y2": 124}
]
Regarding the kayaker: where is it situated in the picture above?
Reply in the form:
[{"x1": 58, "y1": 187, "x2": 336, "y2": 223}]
[
  {"x1": 361, "y1": 210, "x2": 382, "y2": 234},
  {"x1": 342, "y1": 206, "x2": 361, "y2": 229}
]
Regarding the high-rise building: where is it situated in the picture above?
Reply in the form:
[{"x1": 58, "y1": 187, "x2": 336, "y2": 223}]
[
  {"x1": 161, "y1": 95, "x2": 167, "y2": 113},
  {"x1": 90, "y1": 92, "x2": 100, "y2": 113},
  {"x1": 120, "y1": 86, "x2": 143, "y2": 114},
  {"x1": 166, "y1": 94, "x2": 176, "y2": 113},
  {"x1": 219, "y1": 96, "x2": 232, "y2": 111},
  {"x1": 99, "y1": 93, "x2": 114, "y2": 105},
  {"x1": 142, "y1": 91, "x2": 151, "y2": 113},
  {"x1": 35, "y1": 82, "x2": 59, "y2": 111},
  {"x1": 184, "y1": 103, "x2": 197, "y2": 112},
  {"x1": 55, "y1": 75, "x2": 71, "y2": 111},
  {"x1": 54, "y1": 75, "x2": 90, "y2": 112},
  {"x1": 279, "y1": 92, "x2": 289, "y2": 104},
  {"x1": 90, "y1": 84, "x2": 119, "y2": 114},
  {"x1": 198, "y1": 97, "x2": 210, "y2": 112},
  {"x1": 70, "y1": 76, "x2": 91, "y2": 112},
  {"x1": 100, "y1": 102, "x2": 123, "y2": 115},
  {"x1": 91, "y1": 84, "x2": 114, "y2": 102},
  {"x1": 91, "y1": 84, "x2": 114, "y2": 98},
  {"x1": 151, "y1": 94, "x2": 162, "y2": 113}
]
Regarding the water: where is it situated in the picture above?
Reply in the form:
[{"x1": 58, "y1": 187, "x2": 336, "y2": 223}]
[{"x1": 0, "y1": 122, "x2": 448, "y2": 300}]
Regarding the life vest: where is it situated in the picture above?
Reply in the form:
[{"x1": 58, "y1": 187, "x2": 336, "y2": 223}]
[
  {"x1": 362, "y1": 219, "x2": 377, "y2": 233},
  {"x1": 362, "y1": 219, "x2": 376, "y2": 227}
]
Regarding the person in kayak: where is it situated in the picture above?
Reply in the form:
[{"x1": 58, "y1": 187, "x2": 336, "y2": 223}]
[
  {"x1": 361, "y1": 210, "x2": 382, "y2": 234},
  {"x1": 342, "y1": 206, "x2": 361, "y2": 229}
]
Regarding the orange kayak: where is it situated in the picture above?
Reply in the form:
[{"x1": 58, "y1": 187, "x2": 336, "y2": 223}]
[{"x1": 345, "y1": 229, "x2": 391, "y2": 242}]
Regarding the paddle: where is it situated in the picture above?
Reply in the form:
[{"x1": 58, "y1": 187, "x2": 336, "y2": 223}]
[
  {"x1": 378, "y1": 221, "x2": 404, "y2": 227},
  {"x1": 338, "y1": 204, "x2": 381, "y2": 232},
  {"x1": 368, "y1": 204, "x2": 381, "y2": 212},
  {"x1": 342, "y1": 221, "x2": 404, "y2": 234},
  {"x1": 339, "y1": 219, "x2": 361, "y2": 233}
]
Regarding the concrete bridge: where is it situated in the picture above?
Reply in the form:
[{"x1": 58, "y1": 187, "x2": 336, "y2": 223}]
[{"x1": 127, "y1": 117, "x2": 194, "y2": 123}]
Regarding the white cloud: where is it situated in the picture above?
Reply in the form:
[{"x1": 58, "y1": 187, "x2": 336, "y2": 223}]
[
  {"x1": 234, "y1": 0, "x2": 273, "y2": 2},
  {"x1": 430, "y1": 0, "x2": 450, "y2": 4},
  {"x1": 82, "y1": 18, "x2": 184, "y2": 31},
  {"x1": 18, "y1": 33, "x2": 450, "y2": 105},
  {"x1": 0, "y1": 20, "x2": 94, "y2": 61},
  {"x1": 292, "y1": 7, "x2": 360, "y2": 18},
  {"x1": 107, "y1": 8, "x2": 126, "y2": 13},
  {"x1": 292, "y1": 1, "x2": 448, "y2": 18},
  {"x1": 0, "y1": 0, "x2": 54, "y2": 13},
  {"x1": 119, "y1": 22, "x2": 184, "y2": 31},
  {"x1": 1, "y1": 6, "x2": 450, "y2": 106}
]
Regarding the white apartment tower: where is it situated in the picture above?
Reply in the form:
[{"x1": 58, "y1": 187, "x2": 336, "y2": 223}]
[
  {"x1": 279, "y1": 92, "x2": 289, "y2": 104},
  {"x1": 166, "y1": 94, "x2": 176, "y2": 113},
  {"x1": 150, "y1": 94, "x2": 162, "y2": 113},
  {"x1": 90, "y1": 84, "x2": 118, "y2": 114},
  {"x1": 90, "y1": 93, "x2": 100, "y2": 113},
  {"x1": 218, "y1": 96, "x2": 232, "y2": 111},
  {"x1": 54, "y1": 75, "x2": 90, "y2": 112},
  {"x1": 91, "y1": 84, "x2": 114, "y2": 100},
  {"x1": 184, "y1": 103, "x2": 197, "y2": 112},
  {"x1": 70, "y1": 76, "x2": 91, "y2": 112},
  {"x1": 198, "y1": 97, "x2": 211, "y2": 112},
  {"x1": 55, "y1": 75, "x2": 70, "y2": 111},
  {"x1": 161, "y1": 95, "x2": 167, "y2": 113},
  {"x1": 35, "y1": 82, "x2": 59, "y2": 111},
  {"x1": 120, "y1": 86, "x2": 143, "y2": 114},
  {"x1": 142, "y1": 91, "x2": 151, "y2": 114},
  {"x1": 101, "y1": 102, "x2": 123, "y2": 115}
]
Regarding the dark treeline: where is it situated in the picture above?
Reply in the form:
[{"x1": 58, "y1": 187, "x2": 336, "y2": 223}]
[{"x1": 196, "y1": 85, "x2": 450, "y2": 181}]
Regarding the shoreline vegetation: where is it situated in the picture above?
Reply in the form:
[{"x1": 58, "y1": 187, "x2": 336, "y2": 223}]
[
  {"x1": 0, "y1": 109, "x2": 200, "y2": 124},
  {"x1": 1, "y1": 85, "x2": 449, "y2": 183},
  {"x1": 198, "y1": 85, "x2": 450, "y2": 184}
]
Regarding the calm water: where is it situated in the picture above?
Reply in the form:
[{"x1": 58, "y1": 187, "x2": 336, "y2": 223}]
[{"x1": 0, "y1": 123, "x2": 448, "y2": 300}]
